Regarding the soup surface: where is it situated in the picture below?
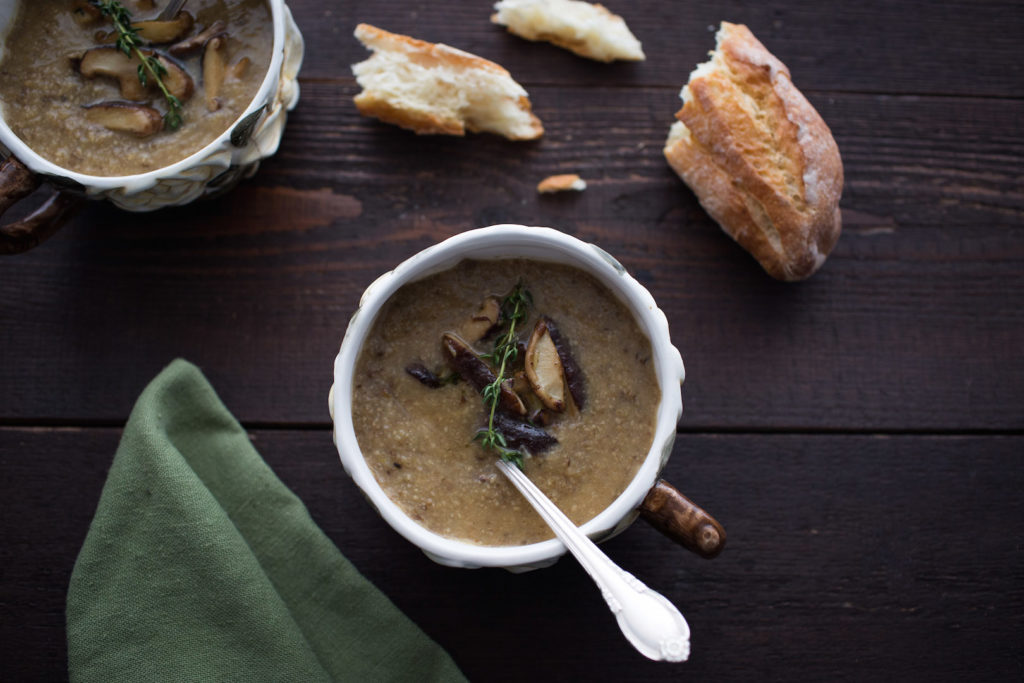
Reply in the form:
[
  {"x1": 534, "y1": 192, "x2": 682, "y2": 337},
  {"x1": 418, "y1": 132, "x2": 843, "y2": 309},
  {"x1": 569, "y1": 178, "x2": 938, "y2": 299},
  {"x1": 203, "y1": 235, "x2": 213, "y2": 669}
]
[
  {"x1": 352, "y1": 259, "x2": 660, "y2": 546},
  {"x1": 0, "y1": 0, "x2": 271, "y2": 176}
]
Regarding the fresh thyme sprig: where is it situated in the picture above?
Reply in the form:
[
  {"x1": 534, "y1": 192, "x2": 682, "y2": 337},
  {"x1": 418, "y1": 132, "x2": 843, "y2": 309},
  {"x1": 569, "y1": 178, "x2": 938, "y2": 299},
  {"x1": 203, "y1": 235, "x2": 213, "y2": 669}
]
[
  {"x1": 474, "y1": 283, "x2": 532, "y2": 469},
  {"x1": 93, "y1": 0, "x2": 184, "y2": 130}
]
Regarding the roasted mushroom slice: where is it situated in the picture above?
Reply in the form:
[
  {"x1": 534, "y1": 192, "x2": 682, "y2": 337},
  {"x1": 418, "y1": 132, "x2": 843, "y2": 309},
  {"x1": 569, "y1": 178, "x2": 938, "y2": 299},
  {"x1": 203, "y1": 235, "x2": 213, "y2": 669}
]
[
  {"x1": 229, "y1": 57, "x2": 251, "y2": 80},
  {"x1": 79, "y1": 47, "x2": 149, "y2": 100},
  {"x1": 405, "y1": 362, "x2": 441, "y2": 388},
  {"x1": 492, "y1": 412, "x2": 557, "y2": 454},
  {"x1": 525, "y1": 319, "x2": 567, "y2": 412},
  {"x1": 512, "y1": 370, "x2": 550, "y2": 422},
  {"x1": 511, "y1": 371, "x2": 532, "y2": 401},
  {"x1": 442, "y1": 333, "x2": 527, "y2": 416},
  {"x1": 542, "y1": 316, "x2": 586, "y2": 410},
  {"x1": 133, "y1": 11, "x2": 194, "y2": 44},
  {"x1": 203, "y1": 36, "x2": 227, "y2": 111},
  {"x1": 93, "y1": 30, "x2": 119, "y2": 45},
  {"x1": 405, "y1": 363, "x2": 441, "y2": 388},
  {"x1": 78, "y1": 48, "x2": 194, "y2": 103},
  {"x1": 83, "y1": 101, "x2": 163, "y2": 137},
  {"x1": 169, "y1": 20, "x2": 226, "y2": 57},
  {"x1": 527, "y1": 407, "x2": 553, "y2": 427},
  {"x1": 460, "y1": 296, "x2": 501, "y2": 343},
  {"x1": 72, "y1": 0, "x2": 103, "y2": 26},
  {"x1": 156, "y1": 53, "x2": 195, "y2": 101}
]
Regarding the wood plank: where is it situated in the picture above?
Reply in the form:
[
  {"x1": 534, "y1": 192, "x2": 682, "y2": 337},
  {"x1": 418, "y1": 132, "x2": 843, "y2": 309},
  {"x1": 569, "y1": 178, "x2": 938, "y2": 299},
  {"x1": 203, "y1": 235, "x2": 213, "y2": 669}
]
[
  {"x1": 1, "y1": 85, "x2": 1021, "y2": 429},
  {"x1": 291, "y1": 0, "x2": 1024, "y2": 97},
  {"x1": 2, "y1": 428, "x2": 1021, "y2": 680},
  {"x1": 274, "y1": 83, "x2": 1024, "y2": 227}
]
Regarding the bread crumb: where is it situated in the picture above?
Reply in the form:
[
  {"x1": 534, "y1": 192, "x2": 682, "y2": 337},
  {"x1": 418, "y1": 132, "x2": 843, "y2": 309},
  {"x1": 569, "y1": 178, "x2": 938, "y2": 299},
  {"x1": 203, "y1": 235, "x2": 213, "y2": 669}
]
[
  {"x1": 537, "y1": 174, "x2": 587, "y2": 194},
  {"x1": 492, "y1": 0, "x2": 644, "y2": 63}
]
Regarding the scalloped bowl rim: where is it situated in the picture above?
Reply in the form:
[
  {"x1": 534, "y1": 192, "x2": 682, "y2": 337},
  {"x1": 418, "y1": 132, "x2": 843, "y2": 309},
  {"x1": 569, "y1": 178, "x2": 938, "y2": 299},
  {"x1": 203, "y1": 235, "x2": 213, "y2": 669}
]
[{"x1": 331, "y1": 225, "x2": 685, "y2": 569}]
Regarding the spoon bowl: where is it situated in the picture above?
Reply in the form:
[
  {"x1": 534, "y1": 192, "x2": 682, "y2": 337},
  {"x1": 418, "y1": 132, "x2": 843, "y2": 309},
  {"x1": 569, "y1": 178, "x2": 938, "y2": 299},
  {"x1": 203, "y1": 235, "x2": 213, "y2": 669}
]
[{"x1": 496, "y1": 460, "x2": 691, "y2": 662}]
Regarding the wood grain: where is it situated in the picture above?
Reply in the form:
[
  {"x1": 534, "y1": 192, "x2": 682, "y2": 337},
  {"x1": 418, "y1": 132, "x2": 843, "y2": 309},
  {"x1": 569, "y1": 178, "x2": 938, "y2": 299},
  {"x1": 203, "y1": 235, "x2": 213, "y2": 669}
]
[
  {"x1": 1, "y1": 85, "x2": 1020, "y2": 430},
  {"x1": 1, "y1": 3, "x2": 1021, "y2": 680},
  {"x1": 2, "y1": 428, "x2": 1021, "y2": 681},
  {"x1": 295, "y1": 0, "x2": 1024, "y2": 97}
]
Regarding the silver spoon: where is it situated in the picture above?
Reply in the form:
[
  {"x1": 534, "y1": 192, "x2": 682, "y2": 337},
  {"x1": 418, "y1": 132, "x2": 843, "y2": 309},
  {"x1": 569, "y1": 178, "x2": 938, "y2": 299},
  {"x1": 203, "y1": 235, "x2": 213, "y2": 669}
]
[
  {"x1": 495, "y1": 460, "x2": 691, "y2": 662},
  {"x1": 157, "y1": 0, "x2": 188, "y2": 20}
]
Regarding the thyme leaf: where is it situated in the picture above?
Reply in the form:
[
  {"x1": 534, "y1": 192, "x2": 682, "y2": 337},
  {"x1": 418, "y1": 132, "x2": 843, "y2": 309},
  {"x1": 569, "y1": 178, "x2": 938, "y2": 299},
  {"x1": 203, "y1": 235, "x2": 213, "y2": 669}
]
[
  {"x1": 476, "y1": 282, "x2": 531, "y2": 469},
  {"x1": 93, "y1": 0, "x2": 185, "y2": 130}
]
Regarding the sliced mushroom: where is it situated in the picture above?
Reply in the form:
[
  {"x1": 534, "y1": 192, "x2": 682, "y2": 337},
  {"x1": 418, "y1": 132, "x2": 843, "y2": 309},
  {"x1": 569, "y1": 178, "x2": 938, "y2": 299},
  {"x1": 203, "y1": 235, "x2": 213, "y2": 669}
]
[
  {"x1": 525, "y1": 319, "x2": 567, "y2": 412},
  {"x1": 72, "y1": 0, "x2": 103, "y2": 26},
  {"x1": 442, "y1": 333, "x2": 527, "y2": 416},
  {"x1": 527, "y1": 407, "x2": 553, "y2": 427},
  {"x1": 513, "y1": 370, "x2": 548, "y2": 418},
  {"x1": 155, "y1": 53, "x2": 195, "y2": 101},
  {"x1": 460, "y1": 296, "x2": 501, "y2": 343},
  {"x1": 497, "y1": 377, "x2": 524, "y2": 415},
  {"x1": 405, "y1": 363, "x2": 441, "y2": 388},
  {"x1": 228, "y1": 56, "x2": 251, "y2": 80},
  {"x1": 441, "y1": 333, "x2": 494, "y2": 391},
  {"x1": 511, "y1": 370, "x2": 531, "y2": 398},
  {"x1": 133, "y1": 11, "x2": 195, "y2": 44},
  {"x1": 83, "y1": 101, "x2": 163, "y2": 137},
  {"x1": 203, "y1": 36, "x2": 227, "y2": 111},
  {"x1": 79, "y1": 47, "x2": 149, "y2": 100},
  {"x1": 79, "y1": 47, "x2": 195, "y2": 103},
  {"x1": 93, "y1": 30, "x2": 119, "y2": 45},
  {"x1": 542, "y1": 316, "x2": 586, "y2": 410},
  {"x1": 492, "y1": 412, "x2": 558, "y2": 454},
  {"x1": 169, "y1": 20, "x2": 227, "y2": 57}
]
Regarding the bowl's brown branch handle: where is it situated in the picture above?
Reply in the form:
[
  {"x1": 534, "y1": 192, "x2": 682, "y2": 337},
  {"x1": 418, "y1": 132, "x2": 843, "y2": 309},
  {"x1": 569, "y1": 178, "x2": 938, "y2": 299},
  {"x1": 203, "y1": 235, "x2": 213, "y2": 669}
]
[
  {"x1": 1, "y1": 156, "x2": 82, "y2": 255},
  {"x1": 640, "y1": 480, "x2": 726, "y2": 559}
]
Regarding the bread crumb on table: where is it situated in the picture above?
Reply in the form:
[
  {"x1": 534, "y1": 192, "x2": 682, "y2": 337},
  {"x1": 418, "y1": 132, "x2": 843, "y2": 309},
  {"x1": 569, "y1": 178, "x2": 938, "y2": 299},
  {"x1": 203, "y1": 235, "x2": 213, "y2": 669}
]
[{"x1": 537, "y1": 174, "x2": 587, "y2": 194}]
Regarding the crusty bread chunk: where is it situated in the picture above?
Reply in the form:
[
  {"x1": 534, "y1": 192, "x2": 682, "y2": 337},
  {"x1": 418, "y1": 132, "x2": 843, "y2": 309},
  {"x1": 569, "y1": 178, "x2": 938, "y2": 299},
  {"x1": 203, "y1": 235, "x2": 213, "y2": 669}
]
[
  {"x1": 492, "y1": 0, "x2": 644, "y2": 63},
  {"x1": 664, "y1": 22, "x2": 843, "y2": 281},
  {"x1": 351, "y1": 23, "x2": 544, "y2": 140}
]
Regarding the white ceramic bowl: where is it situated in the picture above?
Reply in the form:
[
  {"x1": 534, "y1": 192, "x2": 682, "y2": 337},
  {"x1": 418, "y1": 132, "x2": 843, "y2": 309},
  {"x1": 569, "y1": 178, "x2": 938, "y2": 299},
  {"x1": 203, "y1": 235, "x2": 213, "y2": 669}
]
[
  {"x1": 330, "y1": 225, "x2": 685, "y2": 572},
  {"x1": 0, "y1": 0, "x2": 303, "y2": 211}
]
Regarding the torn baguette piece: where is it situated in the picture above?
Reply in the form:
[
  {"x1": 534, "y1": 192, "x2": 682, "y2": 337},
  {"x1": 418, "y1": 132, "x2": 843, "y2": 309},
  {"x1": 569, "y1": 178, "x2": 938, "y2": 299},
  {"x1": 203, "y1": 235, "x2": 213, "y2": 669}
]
[
  {"x1": 664, "y1": 22, "x2": 843, "y2": 281},
  {"x1": 537, "y1": 173, "x2": 587, "y2": 193},
  {"x1": 492, "y1": 0, "x2": 644, "y2": 63},
  {"x1": 351, "y1": 23, "x2": 544, "y2": 140}
]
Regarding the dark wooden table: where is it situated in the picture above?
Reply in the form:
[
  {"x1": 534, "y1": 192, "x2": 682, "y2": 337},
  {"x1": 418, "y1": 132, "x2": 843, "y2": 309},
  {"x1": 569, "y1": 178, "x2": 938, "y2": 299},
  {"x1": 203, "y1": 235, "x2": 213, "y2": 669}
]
[{"x1": 2, "y1": 1, "x2": 1023, "y2": 680}]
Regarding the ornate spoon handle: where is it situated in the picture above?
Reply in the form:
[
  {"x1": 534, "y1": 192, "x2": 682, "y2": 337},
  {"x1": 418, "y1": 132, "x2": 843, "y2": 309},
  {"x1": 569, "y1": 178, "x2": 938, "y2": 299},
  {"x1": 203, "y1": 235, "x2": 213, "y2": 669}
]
[{"x1": 496, "y1": 460, "x2": 690, "y2": 662}]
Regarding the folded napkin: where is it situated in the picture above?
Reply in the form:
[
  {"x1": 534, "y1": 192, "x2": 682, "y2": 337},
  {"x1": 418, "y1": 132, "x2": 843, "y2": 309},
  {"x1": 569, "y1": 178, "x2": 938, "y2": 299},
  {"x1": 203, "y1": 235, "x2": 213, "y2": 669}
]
[{"x1": 67, "y1": 359, "x2": 466, "y2": 683}]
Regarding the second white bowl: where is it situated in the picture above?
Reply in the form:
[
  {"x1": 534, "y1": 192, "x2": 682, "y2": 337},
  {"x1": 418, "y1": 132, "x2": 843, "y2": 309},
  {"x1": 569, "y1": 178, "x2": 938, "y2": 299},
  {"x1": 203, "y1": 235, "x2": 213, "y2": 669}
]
[{"x1": 330, "y1": 225, "x2": 685, "y2": 572}]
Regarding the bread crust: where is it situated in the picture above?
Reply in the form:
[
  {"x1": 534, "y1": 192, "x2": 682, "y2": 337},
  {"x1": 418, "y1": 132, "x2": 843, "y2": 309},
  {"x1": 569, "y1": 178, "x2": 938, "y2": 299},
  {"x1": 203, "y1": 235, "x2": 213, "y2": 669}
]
[
  {"x1": 353, "y1": 96, "x2": 462, "y2": 136},
  {"x1": 664, "y1": 22, "x2": 843, "y2": 281},
  {"x1": 355, "y1": 24, "x2": 511, "y2": 78},
  {"x1": 352, "y1": 24, "x2": 544, "y2": 140}
]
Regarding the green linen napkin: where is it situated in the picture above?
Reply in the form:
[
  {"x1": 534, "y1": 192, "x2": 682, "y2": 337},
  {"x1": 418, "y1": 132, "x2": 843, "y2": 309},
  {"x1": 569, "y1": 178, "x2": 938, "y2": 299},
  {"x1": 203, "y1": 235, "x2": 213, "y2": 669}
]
[{"x1": 67, "y1": 359, "x2": 466, "y2": 683}]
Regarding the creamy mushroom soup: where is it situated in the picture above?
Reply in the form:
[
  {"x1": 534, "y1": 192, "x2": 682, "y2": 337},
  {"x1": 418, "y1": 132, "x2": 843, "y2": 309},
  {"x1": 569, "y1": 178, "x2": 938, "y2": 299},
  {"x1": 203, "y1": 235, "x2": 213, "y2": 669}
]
[
  {"x1": 0, "y1": 0, "x2": 272, "y2": 176},
  {"x1": 352, "y1": 259, "x2": 660, "y2": 546}
]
